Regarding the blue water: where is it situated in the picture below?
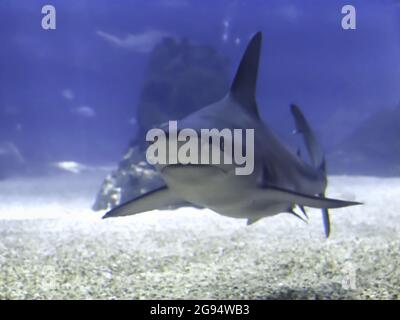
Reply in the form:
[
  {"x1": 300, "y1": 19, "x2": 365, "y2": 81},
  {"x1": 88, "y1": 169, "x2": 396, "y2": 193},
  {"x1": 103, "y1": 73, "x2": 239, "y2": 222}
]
[{"x1": 0, "y1": 0, "x2": 399, "y2": 177}]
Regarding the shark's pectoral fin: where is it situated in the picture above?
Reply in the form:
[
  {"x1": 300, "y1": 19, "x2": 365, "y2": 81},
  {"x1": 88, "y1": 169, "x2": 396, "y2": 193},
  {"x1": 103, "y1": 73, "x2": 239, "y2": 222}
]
[
  {"x1": 102, "y1": 186, "x2": 186, "y2": 219},
  {"x1": 262, "y1": 186, "x2": 362, "y2": 209}
]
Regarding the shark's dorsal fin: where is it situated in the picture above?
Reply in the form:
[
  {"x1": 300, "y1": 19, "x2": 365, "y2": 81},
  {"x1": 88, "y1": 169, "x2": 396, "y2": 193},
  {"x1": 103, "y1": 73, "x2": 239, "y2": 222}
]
[{"x1": 230, "y1": 32, "x2": 262, "y2": 118}]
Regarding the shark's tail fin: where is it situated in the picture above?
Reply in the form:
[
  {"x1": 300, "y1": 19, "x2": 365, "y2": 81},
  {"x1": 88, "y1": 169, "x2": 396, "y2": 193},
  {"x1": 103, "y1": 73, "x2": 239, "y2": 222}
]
[
  {"x1": 290, "y1": 104, "x2": 325, "y2": 172},
  {"x1": 230, "y1": 32, "x2": 262, "y2": 118},
  {"x1": 320, "y1": 207, "x2": 331, "y2": 238},
  {"x1": 290, "y1": 104, "x2": 333, "y2": 237}
]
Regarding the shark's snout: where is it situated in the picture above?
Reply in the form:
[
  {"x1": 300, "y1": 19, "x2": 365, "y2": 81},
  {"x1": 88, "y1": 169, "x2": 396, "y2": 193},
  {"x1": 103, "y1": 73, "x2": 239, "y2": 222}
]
[
  {"x1": 159, "y1": 163, "x2": 227, "y2": 185},
  {"x1": 161, "y1": 163, "x2": 227, "y2": 173}
]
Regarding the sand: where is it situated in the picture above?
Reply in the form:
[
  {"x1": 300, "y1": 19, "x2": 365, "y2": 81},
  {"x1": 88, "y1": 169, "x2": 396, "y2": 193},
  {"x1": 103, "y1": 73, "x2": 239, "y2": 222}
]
[{"x1": 0, "y1": 172, "x2": 399, "y2": 299}]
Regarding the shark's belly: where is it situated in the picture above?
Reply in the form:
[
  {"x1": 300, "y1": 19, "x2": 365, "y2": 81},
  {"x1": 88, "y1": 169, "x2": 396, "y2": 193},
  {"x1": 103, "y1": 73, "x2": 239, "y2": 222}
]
[
  {"x1": 163, "y1": 168, "x2": 286, "y2": 219},
  {"x1": 162, "y1": 167, "x2": 250, "y2": 210},
  {"x1": 209, "y1": 189, "x2": 290, "y2": 219}
]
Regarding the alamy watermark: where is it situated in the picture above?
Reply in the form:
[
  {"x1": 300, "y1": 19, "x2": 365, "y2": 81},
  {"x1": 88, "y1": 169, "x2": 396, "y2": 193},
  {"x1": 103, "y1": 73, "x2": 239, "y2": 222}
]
[
  {"x1": 41, "y1": 5, "x2": 56, "y2": 30},
  {"x1": 145, "y1": 121, "x2": 255, "y2": 175},
  {"x1": 341, "y1": 5, "x2": 357, "y2": 30},
  {"x1": 40, "y1": 4, "x2": 356, "y2": 31}
]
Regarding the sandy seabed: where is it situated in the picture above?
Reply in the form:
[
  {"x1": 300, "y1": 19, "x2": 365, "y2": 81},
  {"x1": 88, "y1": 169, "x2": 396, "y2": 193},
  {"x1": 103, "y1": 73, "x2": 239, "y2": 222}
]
[{"x1": 0, "y1": 171, "x2": 399, "y2": 299}]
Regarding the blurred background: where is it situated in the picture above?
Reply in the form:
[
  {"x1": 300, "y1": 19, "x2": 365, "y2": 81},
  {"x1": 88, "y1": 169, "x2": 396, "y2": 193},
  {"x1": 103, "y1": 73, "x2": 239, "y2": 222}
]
[{"x1": 0, "y1": 0, "x2": 399, "y2": 179}]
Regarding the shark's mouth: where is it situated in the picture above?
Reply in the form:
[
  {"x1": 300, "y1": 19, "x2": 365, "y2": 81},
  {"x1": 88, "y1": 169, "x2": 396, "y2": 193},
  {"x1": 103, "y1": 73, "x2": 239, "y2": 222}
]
[{"x1": 160, "y1": 163, "x2": 228, "y2": 174}]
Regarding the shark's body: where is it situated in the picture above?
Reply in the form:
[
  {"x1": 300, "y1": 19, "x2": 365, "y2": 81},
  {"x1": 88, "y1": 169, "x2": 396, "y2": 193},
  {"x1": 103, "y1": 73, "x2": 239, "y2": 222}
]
[{"x1": 103, "y1": 32, "x2": 361, "y2": 237}]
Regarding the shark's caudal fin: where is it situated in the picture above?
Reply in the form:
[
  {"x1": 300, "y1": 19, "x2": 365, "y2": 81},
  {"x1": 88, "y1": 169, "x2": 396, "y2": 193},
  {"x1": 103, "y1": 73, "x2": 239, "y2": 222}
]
[
  {"x1": 102, "y1": 186, "x2": 186, "y2": 219},
  {"x1": 290, "y1": 104, "x2": 325, "y2": 171},
  {"x1": 230, "y1": 32, "x2": 262, "y2": 118},
  {"x1": 321, "y1": 207, "x2": 331, "y2": 238},
  {"x1": 291, "y1": 104, "x2": 340, "y2": 238}
]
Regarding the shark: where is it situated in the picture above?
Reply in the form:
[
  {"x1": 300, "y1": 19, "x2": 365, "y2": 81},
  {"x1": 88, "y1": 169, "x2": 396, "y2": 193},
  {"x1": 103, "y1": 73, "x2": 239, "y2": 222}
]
[{"x1": 102, "y1": 32, "x2": 361, "y2": 237}]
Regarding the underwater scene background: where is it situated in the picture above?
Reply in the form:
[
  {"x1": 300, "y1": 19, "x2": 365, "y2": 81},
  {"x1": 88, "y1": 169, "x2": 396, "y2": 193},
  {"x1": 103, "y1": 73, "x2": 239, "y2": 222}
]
[{"x1": 0, "y1": 0, "x2": 399, "y2": 299}]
